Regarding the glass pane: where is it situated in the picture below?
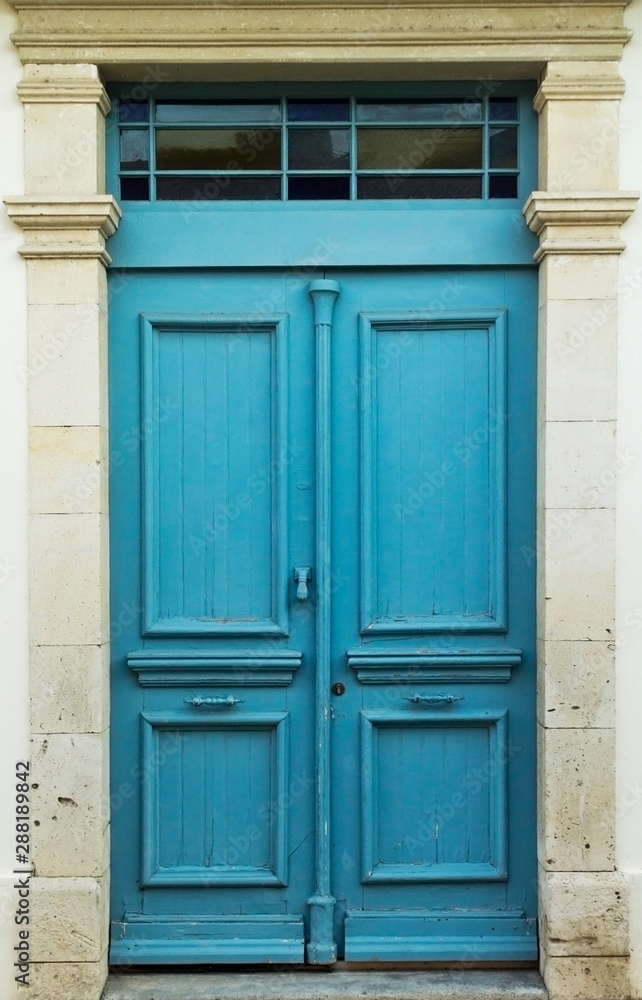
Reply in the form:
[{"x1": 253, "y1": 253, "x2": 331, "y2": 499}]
[
  {"x1": 120, "y1": 176, "x2": 150, "y2": 200},
  {"x1": 155, "y1": 100, "x2": 281, "y2": 123},
  {"x1": 288, "y1": 175, "x2": 350, "y2": 200},
  {"x1": 357, "y1": 127, "x2": 482, "y2": 170},
  {"x1": 120, "y1": 129, "x2": 149, "y2": 170},
  {"x1": 356, "y1": 99, "x2": 482, "y2": 123},
  {"x1": 156, "y1": 175, "x2": 281, "y2": 200},
  {"x1": 118, "y1": 100, "x2": 149, "y2": 123},
  {"x1": 156, "y1": 129, "x2": 281, "y2": 170},
  {"x1": 489, "y1": 98, "x2": 518, "y2": 121},
  {"x1": 489, "y1": 174, "x2": 518, "y2": 198},
  {"x1": 490, "y1": 127, "x2": 517, "y2": 169},
  {"x1": 357, "y1": 174, "x2": 482, "y2": 199},
  {"x1": 287, "y1": 99, "x2": 350, "y2": 122},
  {"x1": 288, "y1": 128, "x2": 350, "y2": 170}
]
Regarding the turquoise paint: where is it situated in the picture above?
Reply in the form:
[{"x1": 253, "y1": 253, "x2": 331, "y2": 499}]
[{"x1": 108, "y1": 84, "x2": 538, "y2": 966}]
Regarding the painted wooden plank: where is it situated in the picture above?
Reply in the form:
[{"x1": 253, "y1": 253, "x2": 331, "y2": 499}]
[
  {"x1": 110, "y1": 915, "x2": 305, "y2": 965},
  {"x1": 344, "y1": 909, "x2": 537, "y2": 962}
]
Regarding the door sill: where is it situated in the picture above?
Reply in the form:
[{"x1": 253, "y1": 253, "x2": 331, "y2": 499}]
[{"x1": 103, "y1": 969, "x2": 547, "y2": 1000}]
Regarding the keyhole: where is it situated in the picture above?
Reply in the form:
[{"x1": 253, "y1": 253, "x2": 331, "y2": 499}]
[{"x1": 331, "y1": 682, "x2": 345, "y2": 696}]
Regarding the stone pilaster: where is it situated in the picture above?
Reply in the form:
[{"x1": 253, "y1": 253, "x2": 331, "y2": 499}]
[
  {"x1": 526, "y1": 60, "x2": 639, "y2": 1000},
  {"x1": 4, "y1": 63, "x2": 119, "y2": 1000}
]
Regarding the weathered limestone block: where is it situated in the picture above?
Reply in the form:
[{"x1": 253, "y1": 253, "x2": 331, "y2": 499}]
[
  {"x1": 538, "y1": 298, "x2": 617, "y2": 422},
  {"x1": 29, "y1": 425, "x2": 107, "y2": 515},
  {"x1": 538, "y1": 726, "x2": 615, "y2": 871},
  {"x1": 28, "y1": 953, "x2": 108, "y2": 1000},
  {"x1": 543, "y1": 421, "x2": 616, "y2": 509},
  {"x1": 25, "y1": 302, "x2": 105, "y2": 427},
  {"x1": 29, "y1": 876, "x2": 108, "y2": 962},
  {"x1": 540, "y1": 870, "x2": 629, "y2": 957},
  {"x1": 31, "y1": 731, "x2": 109, "y2": 877},
  {"x1": 542, "y1": 950, "x2": 630, "y2": 1000},
  {"x1": 30, "y1": 645, "x2": 109, "y2": 734},
  {"x1": 29, "y1": 513, "x2": 108, "y2": 646},
  {"x1": 537, "y1": 640, "x2": 614, "y2": 729},
  {"x1": 540, "y1": 507, "x2": 615, "y2": 642}
]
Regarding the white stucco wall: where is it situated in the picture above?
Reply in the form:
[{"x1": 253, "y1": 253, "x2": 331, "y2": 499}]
[
  {"x1": 617, "y1": 0, "x2": 642, "y2": 994},
  {"x1": 0, "y1": 2, "x2": 28, "y2": 997}
]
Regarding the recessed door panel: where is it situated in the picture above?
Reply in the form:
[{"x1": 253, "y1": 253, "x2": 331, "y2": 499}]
[
  {"x1": 361, "y1": 711, "x2": 507, "y2": 883},
  {"x1": 141, "y1": 713, "x2": 289, "y2": 887},
  {"x1": 360, "y1": 313, "x2": 507, "y2": 634},
  {"x1": 142, "y1": 315, "x2": 289, "y2": 636}
]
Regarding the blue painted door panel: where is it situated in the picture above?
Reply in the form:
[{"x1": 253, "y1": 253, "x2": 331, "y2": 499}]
[{"x1": 109, "y1": 267, "x2": 537, "y2": 964}]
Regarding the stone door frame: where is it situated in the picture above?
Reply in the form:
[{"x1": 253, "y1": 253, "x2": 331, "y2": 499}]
[{"x1": 3, "y1": 2, "x2": 639, "y2": 997}]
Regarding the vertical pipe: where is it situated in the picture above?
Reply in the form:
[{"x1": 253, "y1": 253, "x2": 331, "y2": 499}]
[{"x1": 306, "y1": 278, "x2": 340, "y2": 965}]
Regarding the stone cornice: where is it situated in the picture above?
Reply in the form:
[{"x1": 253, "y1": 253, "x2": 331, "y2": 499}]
[
  {"x1": 523, "y1": 191, "x2": 639, "y2": 261},
  {"x1": 4, "y1": 195, "x2": 122, "y2": 264},
  {"x1": 17, "y1": 79, "x2": 111, "y2": 113},
  {"x1": 5, "y1": 2, "x2": 632, "y2": 67}
]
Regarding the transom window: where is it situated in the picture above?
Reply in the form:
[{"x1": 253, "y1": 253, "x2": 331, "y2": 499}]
[{"x1": 117, "y1": 95, "x2": 520, "y2": 202}]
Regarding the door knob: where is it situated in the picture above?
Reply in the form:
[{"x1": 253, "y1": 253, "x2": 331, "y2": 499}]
[{"x1": 294, "y1": 566, "x2": 312, "y2": 601}]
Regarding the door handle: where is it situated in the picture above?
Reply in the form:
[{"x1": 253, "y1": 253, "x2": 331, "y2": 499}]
[
  {"x1": 294, "y1": 566, "x2": 312, "y2": 601},
  {"x1": 404, "y1": 693, "x2": 464, "y2": 706},
  {"x1": 184, "y1": 695, "x2": 243, "y2": 708}
]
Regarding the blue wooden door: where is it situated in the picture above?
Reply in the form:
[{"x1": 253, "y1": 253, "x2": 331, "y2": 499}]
[
  {"x1": 108, "y1": 85, "x2": 538, "y2": 966},
  {"x1": 109, "y1": 266, "x2": 537, "y2": 965}
]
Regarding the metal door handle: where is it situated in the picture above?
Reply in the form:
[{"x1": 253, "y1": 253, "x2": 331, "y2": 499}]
[
  {"x1": 404, "y1": 693, "x2": 464, "y2": 705},
  {"x1": 184, "y1": 695, "x2": 243, "y2": 708},
  {"x1": 294, "y1": 566, "x2": 312, "y2": 601}
]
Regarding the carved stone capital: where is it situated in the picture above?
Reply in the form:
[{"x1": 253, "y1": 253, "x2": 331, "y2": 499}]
[
  {"x1": 17, "y1": 79, "x2": 111, "y2": 115},
  {"x1": 4, "y1": 195, "x2": 122, "y2": 264},
  {"x1": 523, "y1": 191, "x2": 639, "y2": 260},
  {"x1": 534, "y1": 76, "x2": 626, "y2": 113}
]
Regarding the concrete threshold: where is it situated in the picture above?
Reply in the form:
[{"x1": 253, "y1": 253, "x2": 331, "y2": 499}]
[{"x1": 103, "y1": 970, "x2": 548, "y2": 1000}]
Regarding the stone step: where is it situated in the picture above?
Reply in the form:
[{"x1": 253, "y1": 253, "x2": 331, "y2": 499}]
[{"x1": 103, "y1": 970, "x2": 548, "y2": 1000}]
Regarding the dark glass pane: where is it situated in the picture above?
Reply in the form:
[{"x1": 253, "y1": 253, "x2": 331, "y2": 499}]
[
  {"x1": 288, "y1": 175, "x2": 350, "y2": 200},
  {"x1": 156, "y1": 129, "x2": 281, "y2": 170},
  {"x1": 155, "y1": 100, "x2": 281, "y2": 123},
  {"x1": 120, "y1": 129, "x2": 149, "y2": 170},
  {"x1": 356, "y1": 99, "x2": 482, "y2": 123},
  {"x1": 489, "y1": 127, "x2": 518, "y2": 169},
  {"x1": 156, "y1": 175, "x2": 281, "y2": 200},
  {"x1": 357, "y1": 127, "x2": 482, "y2": 170},
  {"x1": 120, "y1": 176, "x2": 150, "y2": 200},
  {"x1": 489, "y1": 174, "x2": 519, "y2": 198},
  {"x1": 357, "y1": 174, "x2": 482, "y2": 199},
  {"x1": 118, "y1": 100, "x2": 149, "y2": 123},
  {"x1": 287, "y1": 99, "x2": 350, "y2": 122},
  {"x1": 489, "y1": 98, "x2": 519, "y2": 121},
  {"x1": 288, "y1": 128, "x2": 350, "y2": 170}
]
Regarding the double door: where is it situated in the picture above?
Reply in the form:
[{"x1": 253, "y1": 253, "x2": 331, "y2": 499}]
[{"x1": 109, "y1": 266, "x2": 537, "y2": 964}]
